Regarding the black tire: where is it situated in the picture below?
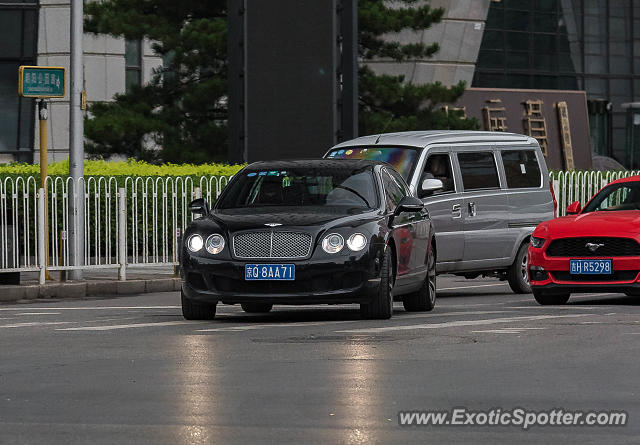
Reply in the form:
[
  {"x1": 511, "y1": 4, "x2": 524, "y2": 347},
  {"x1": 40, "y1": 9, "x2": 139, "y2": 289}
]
[
  {"x1": 403, "y1": 244, "x2": 436, "y2": 312},
  {"x1": 360, "y1": 249, "x2": 394, "y2": 319},
  {"x1": 532, "y1": 289, "x2": 570, "y2": 305},
  {"x1": 181, "y1": 289, "x2": 217, "y2": 320},
  {"x1": 508, "y1": 242, "x2": 531, "y2": 294},
  {"x1": 241, "y1": 303, "x2": 273, "y2": 313}
]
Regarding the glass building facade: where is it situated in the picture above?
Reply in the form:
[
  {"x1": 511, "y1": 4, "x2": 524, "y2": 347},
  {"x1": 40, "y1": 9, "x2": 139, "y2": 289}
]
[
  {"x1": 473, "y1": 0, "x2": 640, "y2": 164},
  {"x1": 0, "y1": 0, "x2": 37, "y2": 162}
]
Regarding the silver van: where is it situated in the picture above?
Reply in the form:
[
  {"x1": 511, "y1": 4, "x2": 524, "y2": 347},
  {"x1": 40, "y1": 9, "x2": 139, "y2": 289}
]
[{"x1": 325, "y1": 131, "x2": 555, "y2": 293}]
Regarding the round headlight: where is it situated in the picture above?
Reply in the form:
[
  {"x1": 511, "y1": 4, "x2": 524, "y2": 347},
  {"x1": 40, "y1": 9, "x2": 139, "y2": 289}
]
[
  {"x1": 205, "y1": 234, "x2": 225, "y2": 254},
  {"x1": 322, "y1": 233, "x2": 344, "y2": 254},
  {"x1": 347, "y1": 233, "x2": 367, "y2": 251},
  {"x1": 187, "y1": 234, "x2": 204, "y2": 252}
]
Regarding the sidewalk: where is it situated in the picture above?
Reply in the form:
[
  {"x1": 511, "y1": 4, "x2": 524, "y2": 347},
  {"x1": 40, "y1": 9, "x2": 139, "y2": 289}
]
[{"x1": 0, "y1": 266, "x2": 181, "y2": 303}]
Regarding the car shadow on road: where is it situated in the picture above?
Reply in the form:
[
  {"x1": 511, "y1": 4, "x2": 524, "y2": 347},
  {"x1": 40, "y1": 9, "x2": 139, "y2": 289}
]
[{"x1": 569, "y1": 294, "x2": 640, "y2": 306}]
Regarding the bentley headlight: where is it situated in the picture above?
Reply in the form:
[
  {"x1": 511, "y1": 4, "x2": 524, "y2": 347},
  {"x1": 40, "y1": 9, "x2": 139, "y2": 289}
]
[
  {"x1": 187, "y1": 234, "x2": 204, "y2": 252},
  {"x1": 530, "y1": 236, "x2": 545, "y2": 248},
  {"x1": 205, "y1": 234, "x2": 225, "y2": 254},
  {"x1": 322, "y1": 233, "x2": 344, "y2": 254},
  {"x1": 347, "y1": 233, "x2": 367, "y2": 252}
]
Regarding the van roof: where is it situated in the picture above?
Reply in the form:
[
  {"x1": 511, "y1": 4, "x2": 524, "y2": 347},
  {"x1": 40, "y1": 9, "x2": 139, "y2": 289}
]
[{"x1": 331, "y1": 130, "x2": 536, "y2": 150}]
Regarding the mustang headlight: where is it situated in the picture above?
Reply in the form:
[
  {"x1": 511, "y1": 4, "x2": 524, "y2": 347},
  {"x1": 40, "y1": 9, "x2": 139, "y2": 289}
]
[
  {"x1": 530, "y1": 236, "x2": 545, "y2": 248},
  {"x1": 347, "y1": 233, "x2": 367, "y2": 252},
  {"x1": 322, "y1": 233, "x2": 344, "y2": 254},
  {"x1": 187, "y1": 234, "x2": 204, "y2": 252}
]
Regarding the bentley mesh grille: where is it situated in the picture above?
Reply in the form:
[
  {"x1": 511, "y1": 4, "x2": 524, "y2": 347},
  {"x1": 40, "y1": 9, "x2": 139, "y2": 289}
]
[{"x1": 233, "y1": 231, "x2": 312, "y2": 259}]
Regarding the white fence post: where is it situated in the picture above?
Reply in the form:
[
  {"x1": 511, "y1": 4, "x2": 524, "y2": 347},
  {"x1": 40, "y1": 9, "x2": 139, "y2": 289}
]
[
  {"x1": 37, "y1": 188, "x2": 46, "y2": 285},
  {"x1": 118, "y1": 187, "x2": 127, "y2": 281}
]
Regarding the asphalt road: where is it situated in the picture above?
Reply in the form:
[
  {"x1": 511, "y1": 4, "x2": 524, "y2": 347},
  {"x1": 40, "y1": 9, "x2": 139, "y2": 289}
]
[{"x1": 1, "y1": 275, "x2": 639, "y2": 444}]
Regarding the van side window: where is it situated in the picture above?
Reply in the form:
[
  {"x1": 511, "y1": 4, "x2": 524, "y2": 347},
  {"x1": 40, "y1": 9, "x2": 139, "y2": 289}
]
[
  {"x1": 457, "y1": 152, "x2": 500, "y2": 191},
  {"x1": 421, "y1": 154, "x2": 455, "y2": 196},
  {"x1": 501, "y1": 150, "x2": 542, "y2": 188}
]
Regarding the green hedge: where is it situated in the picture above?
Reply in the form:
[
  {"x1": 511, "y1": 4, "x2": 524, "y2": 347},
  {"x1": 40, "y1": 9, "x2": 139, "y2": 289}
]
[{"x1": 0, "y1": 159, "x2": 244, "y2": 180}]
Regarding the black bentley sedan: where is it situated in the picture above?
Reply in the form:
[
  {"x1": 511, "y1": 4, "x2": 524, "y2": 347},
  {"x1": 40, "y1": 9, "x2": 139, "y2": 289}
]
[{"x1": 179, "y1": 159, "x2": 436, "y2": 320}]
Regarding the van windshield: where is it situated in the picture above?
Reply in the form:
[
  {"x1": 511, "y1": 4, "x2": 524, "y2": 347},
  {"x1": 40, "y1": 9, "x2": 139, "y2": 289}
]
[{"x1": 325, "y1": 147, "x2": 418, "y2": 180}]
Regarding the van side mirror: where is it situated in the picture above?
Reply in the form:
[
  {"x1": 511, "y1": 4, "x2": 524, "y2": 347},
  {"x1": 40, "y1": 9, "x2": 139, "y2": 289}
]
[
  {"x1": 566, "y1": 201, "x2": 581, "y2": 215},
  {"x1": 189, "y1": 198, "x2": 209, "y2": 216},
  {"x1": 420, "y1": 178, "x2": 443, "y2": 197},
  {"x1": 394, "y1": 196, "x2": 424, "y2": 215}
]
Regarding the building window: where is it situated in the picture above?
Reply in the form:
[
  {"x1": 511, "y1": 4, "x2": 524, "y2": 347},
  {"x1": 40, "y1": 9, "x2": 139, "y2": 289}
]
[
  {"x1": 125, "y1": 39, "x2": 142, "y2": 93},
  {"x1": 0, "y1": 1, "x2": 38, "y2": 162}
]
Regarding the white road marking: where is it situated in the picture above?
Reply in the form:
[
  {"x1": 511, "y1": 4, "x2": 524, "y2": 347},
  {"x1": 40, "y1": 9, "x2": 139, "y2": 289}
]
[
  {"x1": 336, "y1": 314, "x2": 591, "y2": 334},
  {"x1": 0, "y1": 306, "x2": 180, "y2": 311},
  {"x1": 0, "y1": 321, "x2": 77, "y2": 328},
  {"x1": 15, "y1": 312, "x2": 61, "y2": 316},
  {"x1": 200, "y1": 311, "x2": 513, "y2": 332},
  {"x1": 471, "y1": 327, "x2": 547, "y2": 334},
  {"x1": 438, "y1": 283, "x2": 509, "y2": 291},
  {"x1": 506, "y1": 306, "x2": 599, "y2": 310},
  {"x1": 57, "y1": 320, "x2": 200, "y2": 331}
]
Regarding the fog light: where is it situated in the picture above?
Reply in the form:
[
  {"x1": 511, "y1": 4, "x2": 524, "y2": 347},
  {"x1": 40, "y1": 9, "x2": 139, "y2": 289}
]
[{"x1": 529, "y1": 266, "x2": 548, "y2": 282}]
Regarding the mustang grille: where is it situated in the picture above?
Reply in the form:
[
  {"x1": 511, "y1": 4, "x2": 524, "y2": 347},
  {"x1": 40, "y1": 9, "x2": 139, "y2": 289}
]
[
  {"x1": 233, "y1": 231, "x2": 312, "y2": 258},
  {"x1": 546, "y1": 237, "x2": 640, "y2": 257}
]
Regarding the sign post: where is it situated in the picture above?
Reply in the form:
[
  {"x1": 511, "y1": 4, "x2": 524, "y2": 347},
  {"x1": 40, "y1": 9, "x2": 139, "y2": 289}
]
[{"x1": 19, "y1": 65, "x2": 66, "y2": 280}]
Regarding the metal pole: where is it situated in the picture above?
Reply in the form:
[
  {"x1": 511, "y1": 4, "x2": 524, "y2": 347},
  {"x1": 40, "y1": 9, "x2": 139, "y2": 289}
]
[
  {"x1": 69, "y1": 0, "x2": 84, "y2": 280},
  {"x1": 118, "y1": 188, "x2": 127, "y2": 281},
  {"x1": 38, "y1": 100, "x2": 52, "y2": 281},
  {"x1": 340, "y1": 0, "x2": 358, "y2": 141},
  {"x1": 37, "y1": 188, "x2": 46, "y2": 285}
]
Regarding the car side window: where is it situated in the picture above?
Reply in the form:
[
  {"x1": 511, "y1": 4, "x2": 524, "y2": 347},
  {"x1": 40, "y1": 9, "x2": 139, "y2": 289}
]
[
  {"x1": 501, "y1": 150, "x2": 542, "y2": 188},
  {"x1": 421, "y1": 153, "x2": 455, "y2": 196},
  {"x1": 457, "y1": 152, "x2": 500, "y2": 191},
  {"x1": 382, "y1": 169, "x2": 406, "y2": 212}
]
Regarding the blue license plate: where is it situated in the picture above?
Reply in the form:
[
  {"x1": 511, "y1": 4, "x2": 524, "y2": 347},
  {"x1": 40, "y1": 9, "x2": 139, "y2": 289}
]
[
  {"x1": 570, "y1": 259, "x2": 612, "y2": 275},
  {"x1": 245, "y1": 264, "x2": 295, "y2": 281}
]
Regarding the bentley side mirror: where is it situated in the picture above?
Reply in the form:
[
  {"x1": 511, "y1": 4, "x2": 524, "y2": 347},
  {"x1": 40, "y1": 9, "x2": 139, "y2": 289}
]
[
  {"x1": 566, "y1": 201, "x2": 581, "y2": 215},
  {"x1": 420, "y1": 178, "x2": 443, "y2": 197},
  {"x1": 189, "y1": 198, "x2": 210, "y2": 216},
  {"x1": 394, "y1": 196, "x2": 424, "y2": 216}
]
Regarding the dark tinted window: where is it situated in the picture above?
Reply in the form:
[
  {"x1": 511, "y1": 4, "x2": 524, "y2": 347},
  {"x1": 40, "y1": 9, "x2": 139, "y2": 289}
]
[
  {"x1": 583, "y1": 182, "x2": 640, "y2": 213},
  {"x1": 501, "y1": 150, "x2": 542, "y2": 188},
  {"x1": 217, "y1": 167, "x2": 378, "y2": 209},
  {"x1": 457, "y1": 152, "x2": 500, "y2": 190},
  {"x1": 422, "y1": 154, "x2": 455, "y2": 195},
  {"x1": 381, "y1": 169, "x2": 406, "y2": 212}
]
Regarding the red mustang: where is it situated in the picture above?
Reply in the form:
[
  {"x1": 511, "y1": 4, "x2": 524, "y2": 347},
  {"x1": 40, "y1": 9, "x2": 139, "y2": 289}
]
[{"x1": 529, "y1": 176, "x2": 640, "y2": 305}]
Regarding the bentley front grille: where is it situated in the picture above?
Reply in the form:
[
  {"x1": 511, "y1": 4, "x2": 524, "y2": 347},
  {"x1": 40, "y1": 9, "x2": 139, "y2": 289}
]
[{"x1": 233, "y1": 231, "x2": 312, "y2": 259}]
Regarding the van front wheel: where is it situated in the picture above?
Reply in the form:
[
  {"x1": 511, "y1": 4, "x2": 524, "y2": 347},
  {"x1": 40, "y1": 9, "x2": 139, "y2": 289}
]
[{"x1": 508, "y1": 242, "x2": 531, "y2": 294}]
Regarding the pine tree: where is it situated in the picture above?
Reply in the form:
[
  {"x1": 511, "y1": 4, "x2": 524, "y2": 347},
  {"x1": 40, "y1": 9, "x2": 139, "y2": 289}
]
[
  {"x1": 84, "y1": 0, "x2": 476, "y2": 163},
  {"x1": 84, "y1": 0, "x2": 228, "y2": 163},
  {"x1": 358, "y1": 0, "x2": 478, "y2": 135}
]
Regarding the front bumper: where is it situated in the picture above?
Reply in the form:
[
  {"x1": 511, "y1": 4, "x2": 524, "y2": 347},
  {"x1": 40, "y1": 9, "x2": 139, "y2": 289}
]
[
  {"x1": 181, "y1": 251, "x2": 381, "y2": 305},
  {"x1": 528, "y1": 246, "x2": 640, "y2": 293}
]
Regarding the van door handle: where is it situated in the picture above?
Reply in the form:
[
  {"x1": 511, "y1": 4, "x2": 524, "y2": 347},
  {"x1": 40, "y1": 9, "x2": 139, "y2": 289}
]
[
  {"x1": 468, "y1": 201, "x2": 477, "y2": 217},
  {"x1": 452, "y1": 204, "x2": 462, "y2": 219}
]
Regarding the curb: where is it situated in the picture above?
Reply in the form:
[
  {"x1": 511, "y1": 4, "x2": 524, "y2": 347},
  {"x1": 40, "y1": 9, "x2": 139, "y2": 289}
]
[{"x1": 0, "y1": 278, "x2": 182, "y2": 303}]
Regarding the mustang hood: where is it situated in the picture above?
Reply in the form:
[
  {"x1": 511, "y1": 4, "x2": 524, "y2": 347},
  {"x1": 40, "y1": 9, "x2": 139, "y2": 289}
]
[
  {"x1": 538, "y1": 211, "x2": 640, "y2": 238},
  {"x1": 207, "y1": 206, "x2": 379, "y2": 232}
]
